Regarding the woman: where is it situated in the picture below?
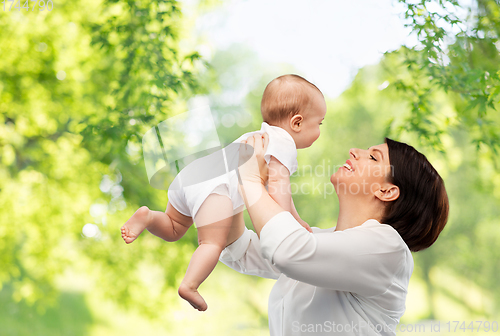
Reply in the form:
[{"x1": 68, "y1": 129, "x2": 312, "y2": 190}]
[{"x1": 220, "y1": 134, "x2": 449, "y2": 336}]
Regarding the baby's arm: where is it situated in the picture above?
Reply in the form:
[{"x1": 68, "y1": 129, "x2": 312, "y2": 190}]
[
  {"x1": 290, "y1": 197, "x2": 312, "y2": 232},
  {"x1": 268, "y1": 157, "x2": 312, "y2": 232},
  {"x1": 268, "y1": 156, "x2": 292, "y2": 212}
]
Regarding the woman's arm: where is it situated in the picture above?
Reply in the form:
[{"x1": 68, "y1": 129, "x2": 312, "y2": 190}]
[
  {"x1": 240, "y1": 183, "x2": 283, "y2": 237},
  {"x1": 237, "y1": 134, "x2": 286, "y2": 237},
  {"x1": 259, "y1": 212, "x2": 406, "y2": 297},
  {"x1": 268, "y1": 156, "x2": 312, "y2": 232}
]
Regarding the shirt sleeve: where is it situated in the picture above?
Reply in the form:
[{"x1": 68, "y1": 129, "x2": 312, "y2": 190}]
[
  {"x1": 219, "y1": 227, "x2": 282, "y2": 280},
  {"x1": 259, "y1": 211, "x2": 406, "y2": 297}
]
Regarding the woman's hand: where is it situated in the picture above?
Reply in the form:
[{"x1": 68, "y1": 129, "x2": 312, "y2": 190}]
[
  {"x1": 238, "y1": 133, "x2": 270, "y2": 186},
  {"x1": 237, "y1": 133, "x2": 270, "y2": 210}
]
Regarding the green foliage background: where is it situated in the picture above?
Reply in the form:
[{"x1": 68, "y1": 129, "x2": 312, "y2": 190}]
[{"x1": 0, "y1": 0, "x2": 499, "y2": 335}]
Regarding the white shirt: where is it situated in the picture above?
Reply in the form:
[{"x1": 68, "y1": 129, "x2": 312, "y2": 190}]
[
  {"x1": 219, "y1": 212, "x2": 414, "y2": 336},
  {"x1": 234, "y1": 122, "x2": 298, "y2": 175},
  {"x1": 168, "y1": 122, "x2": 298, "y2": 219}
]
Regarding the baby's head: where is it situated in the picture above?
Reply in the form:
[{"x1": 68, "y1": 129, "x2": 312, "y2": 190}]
[{"x1": 261, "y1": 74, "x2": 326, "y2": 149}]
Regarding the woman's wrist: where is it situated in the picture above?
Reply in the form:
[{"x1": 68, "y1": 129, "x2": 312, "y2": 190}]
[
  {"x1": 243, "y1": 185, "x2": 286, "y2": 237},
  {"x1": 237, "y1": 133, "x2": 269, "y2": 187},
  {"x1": 239, "y1": 179, "x2": 266, "y2": 208}
]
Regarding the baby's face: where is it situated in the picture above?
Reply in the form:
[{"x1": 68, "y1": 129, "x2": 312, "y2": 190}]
[{"x1": 296, "y1": 91, "x2": 326, "y2": 149}]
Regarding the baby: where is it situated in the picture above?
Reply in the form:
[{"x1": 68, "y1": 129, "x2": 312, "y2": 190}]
[{"x1": 121, "y1": 74, "x2": 327, "y2": 311}]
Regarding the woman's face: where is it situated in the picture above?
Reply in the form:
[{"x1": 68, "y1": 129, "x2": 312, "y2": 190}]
[{"x1": 330, "y1": 143, "x2": 393, "y2": 197}]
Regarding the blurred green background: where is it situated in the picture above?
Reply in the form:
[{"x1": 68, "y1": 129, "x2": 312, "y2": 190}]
[{"x1": 1, "y1": 0, "x2": 499, "y2": 335}]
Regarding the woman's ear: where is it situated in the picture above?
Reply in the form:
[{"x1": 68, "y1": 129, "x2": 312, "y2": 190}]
[
  {"x1": 375, "y1": 184, "x2": 400, "y2": 202},
  {"x1": 289, "y1": 114, "x2": 303, "y2": 132}
]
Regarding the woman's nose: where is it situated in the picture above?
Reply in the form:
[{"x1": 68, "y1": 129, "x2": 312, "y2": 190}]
[{"x1": 349, "y1": 148, "x2": 359, "y2": 159}]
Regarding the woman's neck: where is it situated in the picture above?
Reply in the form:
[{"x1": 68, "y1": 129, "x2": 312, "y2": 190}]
[{"x1": 335, "y1": 195, "x2": 384, "y2": 231}]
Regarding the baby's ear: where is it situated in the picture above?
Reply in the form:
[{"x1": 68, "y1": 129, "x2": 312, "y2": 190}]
[{"x1": 290, "y1": 114, "x2": 303, "y2": 132}]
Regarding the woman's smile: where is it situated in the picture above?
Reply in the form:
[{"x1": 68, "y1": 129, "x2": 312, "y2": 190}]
[{"x1": 343, "y1": 160, "x2": 354, "y2": 172}]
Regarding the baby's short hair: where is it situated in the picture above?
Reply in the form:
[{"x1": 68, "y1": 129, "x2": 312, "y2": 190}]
[{"x1": 261, "y1": 74, "x2": 323, "y2": 125}]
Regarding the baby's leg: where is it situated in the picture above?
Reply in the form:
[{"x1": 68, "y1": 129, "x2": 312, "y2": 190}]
[
  {"x1": 178, "y1": 193, "x2": 234, "y2": 311},
  {"x1": 121, "y1": 203, "x2": 193, "y2": 244}
]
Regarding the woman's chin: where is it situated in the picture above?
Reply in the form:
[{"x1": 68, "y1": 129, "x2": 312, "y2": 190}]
[
  {"x1": 330, "y1": 173, "x2": 341, "y2": 185},
  {"x1": 330, "y1": 168, "x2": 345, "y2": 181}
]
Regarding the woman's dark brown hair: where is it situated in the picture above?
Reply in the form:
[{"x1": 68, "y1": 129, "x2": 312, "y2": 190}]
[{"x1": 382, "y1": 138, "x2": 449, "y2": 252}]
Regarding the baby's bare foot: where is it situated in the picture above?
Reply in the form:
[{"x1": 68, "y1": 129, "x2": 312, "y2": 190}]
[
  {"x1": 178, "y1": 283, "x2": 208, "y2": 311},
  {"x1": 121, "y1": 206, "x2": 150, "y2": 244}
]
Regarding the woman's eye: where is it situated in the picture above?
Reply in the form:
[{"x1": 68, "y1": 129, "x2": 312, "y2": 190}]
[
  {"x1": 319, "y1": 122, "x2": 323, "y2": 125},
  {"x1": 370, "y1": 155, "x2": 377, "y2": 161}
]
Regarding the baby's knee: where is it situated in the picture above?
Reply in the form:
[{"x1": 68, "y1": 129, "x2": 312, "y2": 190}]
[{"x1": 197, "y1": 238, "x2": 225, "y2": 252}]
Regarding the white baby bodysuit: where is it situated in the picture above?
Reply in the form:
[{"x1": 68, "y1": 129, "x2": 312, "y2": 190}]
[{"x1": 167, "y1": 122, "x2": 298, "y2": 222}]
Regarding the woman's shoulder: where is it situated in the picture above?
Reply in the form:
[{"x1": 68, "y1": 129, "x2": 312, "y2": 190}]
[
  {"x1": 309, "y1": 219, "x2": 412, "y2": 266},
  {"x1": 359, "y1": 219, "x2": 410, "y2": 251},
  {"x1": 323, "y1": 219, "x2": 411, "y2": 257},
  {"x1": 354, "y1": 221, "x2": 414, "y2": 294}
]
